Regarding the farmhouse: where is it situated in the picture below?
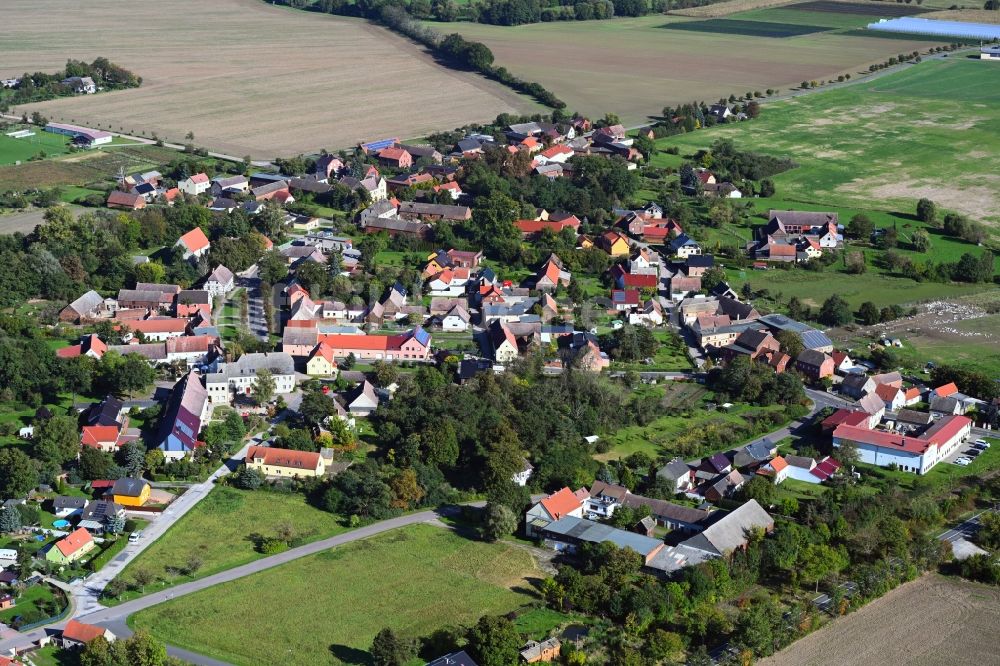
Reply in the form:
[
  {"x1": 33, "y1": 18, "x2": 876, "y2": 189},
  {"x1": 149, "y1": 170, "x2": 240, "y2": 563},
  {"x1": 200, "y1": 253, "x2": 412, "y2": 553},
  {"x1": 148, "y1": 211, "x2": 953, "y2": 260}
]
[
  {"x1": 176, "y1": 227, "x2": 211, "y2": 260},
  {"x1": 524, "y1": 487, "x2": 585, "y2": 537},
  {"x1": 306, "y1": 343, "x2": 339, "y2": 376},
  {"x1": 246, "y1": 446, "x2": 325, "y2": 478},
  {"x1": 179, "y1": 172, "x2": 211, "y2": 196},
  {"x1": 345, "y1": 380, "x2": 380, "y2": 416},
  {"x1": 203, "y1": 264, "x2": 235, "y2": 297}
]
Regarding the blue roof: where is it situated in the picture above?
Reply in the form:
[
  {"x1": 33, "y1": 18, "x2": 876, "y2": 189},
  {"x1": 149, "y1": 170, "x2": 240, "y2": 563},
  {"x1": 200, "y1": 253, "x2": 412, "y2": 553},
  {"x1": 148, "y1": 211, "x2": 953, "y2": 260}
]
[
  {"x1": 800, "y1": 329, "x2": 833, "y2": 350},
  {"x1": 412, "y1": 327, "x2": 431, "y2": 347},
  {"x1": 361, "y1": 137, "x2": 399, "y2": 152}
]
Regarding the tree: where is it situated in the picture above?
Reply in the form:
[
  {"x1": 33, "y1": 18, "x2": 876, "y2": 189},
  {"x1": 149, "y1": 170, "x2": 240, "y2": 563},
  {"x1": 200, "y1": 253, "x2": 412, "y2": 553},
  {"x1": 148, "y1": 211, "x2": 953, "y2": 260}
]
[
  {"x1": 819, "y1": 295, "x2": 852, "y2": 327},
  {"x1": 257, "y1": 250, "x2": 288, "y2": 285},
  {"x1": 800, "y1": 543, "x2": 848, "y2": 592},
  {"x1": 700, "y1": 266, "x2": 727, "y2": 292},
  {"x1": 79, "y1": 447, "x2": 114, "y2": 480},
  {"x1": 836, "y1": 439, "x2": 860, "y2": 469},
  {"x1": 372, "y1": 360, "x2": 400, "y2": 388},
  {"x1": 646, "y1": 629, "x2": 685, "y2": 663},
  {"x1": 388, "y1": 468, "x2": 425, "y2": 509},
  {"x1": 916, "y1": 198, "x2": 937, "y2": 225},
  {"x1": 33, "y1": 414, "x2": 79, "y2": 467},
  {"x1": 252, "y1": 368, "x2": 276, "y2": 405},
  {"x1": 774, "y1": 330, "x2": 803, "y2": 359},
  {"x1": 0, "y1": 505, "x2": 21, "y2": 533},
  {"x1": 847, "y1": 214, "x2": 873, "y2": 240},
  {"x1": 234, "y1": 466, "x2": 264, "y2": 490},
  {"x1": 482, "y1": 502, "x2": 517, "y2": 542},
  {"x1": 106, "y1": 513, "x2": 126, "y2": 535},
  {"x1": 119, "y1": 440, "x2": 146, "y2": 478},
  {"x1": 132, "y1": 567, "x2": 154, "y2": 593},
  {"x1": 0, "y1": 449, "x2": 37, "y2": 498},
  {"x1": 911, "y1": 228, "x2": 931, "y2": 253},
  {"x1": 465, "y1": 615, "x2": 521, "y2": 666},
  {"x1": 857, "y1": 301, "x2": 881, "y2": 326},
  {"x1": 740, "y1": 476, "x2": 777, "y2": 506},
  {"x1": 370, "y1": 628, "x2": 411, "y2": 666}
]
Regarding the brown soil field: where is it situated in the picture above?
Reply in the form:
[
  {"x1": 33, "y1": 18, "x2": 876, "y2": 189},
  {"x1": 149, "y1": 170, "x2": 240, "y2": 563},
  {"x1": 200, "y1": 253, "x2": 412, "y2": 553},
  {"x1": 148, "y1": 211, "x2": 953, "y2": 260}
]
[
  {"x1": 447, "y1": 17, "x2": 941, "y2": 124},
  {"x1": 669, "y1": 0, "x2": 799, "y2": 18},
  {"x1": 928, "y1": 9, "x2": 1000, "y2": 23},
  {"x1": 1, "y1": 0, "x2": 539, "y2": 158},
  {"x1": 761, "y1": 574, "x2": 1000, "y2": 666}
]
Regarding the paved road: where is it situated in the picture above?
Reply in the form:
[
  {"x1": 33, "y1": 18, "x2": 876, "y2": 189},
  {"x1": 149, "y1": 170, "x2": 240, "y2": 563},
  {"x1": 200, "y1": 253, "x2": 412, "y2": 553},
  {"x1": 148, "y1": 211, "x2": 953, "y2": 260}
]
[{"x1": 937, "y1": 510, "x2": 990, "y2": 544}]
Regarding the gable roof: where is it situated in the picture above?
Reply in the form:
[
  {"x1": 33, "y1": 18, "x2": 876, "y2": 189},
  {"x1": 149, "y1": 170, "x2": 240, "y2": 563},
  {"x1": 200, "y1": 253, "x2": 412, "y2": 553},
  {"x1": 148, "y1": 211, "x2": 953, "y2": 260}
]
[
  {"x1": 178, "y1": 227, "x2": 210, "y2": 253},
  {"x1": 681, "y1": 499, "x2": 773, "y2": 556},
  {"x1": 111, "y1": 477, "x2": 148, "y2": 497},
  {"x1": 55, "y1": 527, "x2": 93, "y2": 557},
  {"x1": 538, "y1": 487, "x2": 582, "y2": 521},
  {"x1": 62, "y1": 619, "x2": 106, "y2": 644},
  {"x1": 934, "y1": 382, "x2": 959, "y2": 397},
  {"x1": 247, "y1": 445, "x2": 321, "y2": 470}
]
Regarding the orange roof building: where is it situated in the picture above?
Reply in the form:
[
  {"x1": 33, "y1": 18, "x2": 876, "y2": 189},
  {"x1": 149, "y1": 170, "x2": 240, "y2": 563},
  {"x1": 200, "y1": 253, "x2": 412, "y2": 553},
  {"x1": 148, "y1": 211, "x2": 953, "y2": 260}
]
[
  {"x1": 246, "y1": 445, "x2": 325, "y2": 478},
  {"x1": 47, "y1": 527, "x2": 96, "y2": 564},
  {"x1": 176, "y1": 227, "x2": 211, "y2": 258}
]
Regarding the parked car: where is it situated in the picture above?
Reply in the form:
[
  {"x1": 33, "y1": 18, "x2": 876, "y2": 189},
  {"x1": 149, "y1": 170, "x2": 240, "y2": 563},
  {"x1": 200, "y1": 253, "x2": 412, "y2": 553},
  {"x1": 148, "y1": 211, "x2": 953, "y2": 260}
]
[
  {"x1": 954, "y1": 457, "x2": 972, "y2": 466},
  {"x1": 128, "y1": 531, "x2": 143, "y2": 544},
  {"x1": 974, "y1": 439, "x2": 990, "y2": 448}
]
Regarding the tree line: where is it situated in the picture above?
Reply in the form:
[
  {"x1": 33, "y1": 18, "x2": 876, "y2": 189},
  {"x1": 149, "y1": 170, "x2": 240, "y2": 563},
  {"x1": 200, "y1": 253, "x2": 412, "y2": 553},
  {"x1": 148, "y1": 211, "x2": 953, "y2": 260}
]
[{"x1": 0, "y1": 57, "x2": 141, "y2": 110}]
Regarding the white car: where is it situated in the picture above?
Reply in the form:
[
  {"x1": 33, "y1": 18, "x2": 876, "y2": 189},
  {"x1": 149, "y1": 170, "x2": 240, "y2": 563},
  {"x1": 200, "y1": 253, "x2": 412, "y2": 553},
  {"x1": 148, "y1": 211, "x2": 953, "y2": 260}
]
[
  {"x1": 954, "y1": 457, "x2": 971, "y2": 466},
  {"x1": 974, "y1": 440, "x2": 990, "y2": 448},
  {"x1": 128, "y1": 531, "x2": 143, "y2": 544}
]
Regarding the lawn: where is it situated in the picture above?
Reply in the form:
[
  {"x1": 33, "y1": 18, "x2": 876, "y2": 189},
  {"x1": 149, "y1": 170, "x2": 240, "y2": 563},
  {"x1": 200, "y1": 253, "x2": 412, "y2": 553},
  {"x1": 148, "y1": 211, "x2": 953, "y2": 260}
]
[
  {"x1": 856, "y1": 437, "x2": 1000, "y2": 493},
  {"x1": 0, "y1": 143, "x2": 181, "y2": 193},
  {"x1": 0, "y1": 584, "x2": 65, "y2": 626},
  {"x1": 24, "y1": 644, "x2": 78, "y2": 666},
  {"x1": 132, "y1": 524, "x2": 546, "y2": 666},
  {"x1": 0, "y1": 128, "x2": 72, "y2": 165},
  {"x1": 611, "y1": 330, "x2": 694, "y2": 372},
  {"x1": 104, "y1": 486, "x2": 348, "y2": 605},
  {"x1": 655, "y1": 58, "x2": 1000, "y2": 226}
]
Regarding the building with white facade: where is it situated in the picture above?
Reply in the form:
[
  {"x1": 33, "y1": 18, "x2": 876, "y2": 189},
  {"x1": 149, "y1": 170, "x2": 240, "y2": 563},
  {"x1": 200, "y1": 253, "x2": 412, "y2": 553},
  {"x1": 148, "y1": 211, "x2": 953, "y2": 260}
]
[{"x1": 206, "y1": 352, "x2": 296, "y2": 404}]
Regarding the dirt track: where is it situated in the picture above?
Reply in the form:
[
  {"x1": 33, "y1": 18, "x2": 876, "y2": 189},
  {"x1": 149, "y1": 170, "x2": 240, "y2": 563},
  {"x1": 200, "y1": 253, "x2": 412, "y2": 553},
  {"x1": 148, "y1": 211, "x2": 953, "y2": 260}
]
[{"x1": 761, "y1": 574, "x2": 1000, "y2": 666}]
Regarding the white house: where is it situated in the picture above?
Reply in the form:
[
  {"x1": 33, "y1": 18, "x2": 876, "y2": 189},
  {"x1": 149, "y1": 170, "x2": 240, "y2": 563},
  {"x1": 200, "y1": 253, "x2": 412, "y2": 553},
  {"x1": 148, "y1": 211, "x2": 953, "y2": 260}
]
[
  {"x1": 488, "y1": 321, "x2": 519, "y2": 364},
  {"x1": 204, "y1": 264, "x2": 235, "y2": 298},
  {"x1": 205, "y1": 352, "x2": 295, "y2": 404},
  {"x1": 832, "y1": 415, "x2": 971, "y2": 475},
  {"x1": 441, "y1": 305, "x2": 470, "y2": 332},
  {"x1": 669, "y1": 234, "x2": 701, "y2": 259},
  {"x1": 178, "y1": 173, "x2": 211, "y2": 196},
  {"x1": 512, "y1": 459, "x2": 533, "y2": 487},
  {"x1": 585, "y1": 481, "x2": 629, "y2": 519},
  {"x1": 345, "y1": 380, "x2": 380, "y2": 416},
  {"x1": 656, "y1": 459, "x2": 695, "y2": 493}
]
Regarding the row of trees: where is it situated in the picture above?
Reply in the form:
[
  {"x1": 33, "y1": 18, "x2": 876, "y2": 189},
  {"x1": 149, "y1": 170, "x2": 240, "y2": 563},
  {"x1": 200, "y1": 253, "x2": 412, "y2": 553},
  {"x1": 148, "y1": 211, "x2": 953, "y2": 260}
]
[{"x1": 0, "y1": 57, "x2": 141, "y2": 109}]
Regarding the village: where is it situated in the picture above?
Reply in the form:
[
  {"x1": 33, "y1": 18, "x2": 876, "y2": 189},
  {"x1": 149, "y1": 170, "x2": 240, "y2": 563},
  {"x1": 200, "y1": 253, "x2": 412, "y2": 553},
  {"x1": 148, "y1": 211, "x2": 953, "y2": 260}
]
[{"x1": 0, "y1": 101, "x2": 997, "y2": 666}]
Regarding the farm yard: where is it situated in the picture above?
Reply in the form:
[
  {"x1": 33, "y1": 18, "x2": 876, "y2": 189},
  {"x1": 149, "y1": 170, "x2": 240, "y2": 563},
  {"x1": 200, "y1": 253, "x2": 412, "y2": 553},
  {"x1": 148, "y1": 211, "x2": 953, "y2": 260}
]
[
  {"x1": 440, "y1": 4, "x2": 945, "y2": 124},
  {"x1": 2, "y1": 0, "x2": 539, "y2": 159},
  {"x1": 653, "y1": 58, "x2": 1000, "y2": 226},
  {"x1": 131, "y1": 524, "x2": 546, "y2": 666},
  {"x1": 760, "y1": 575, "x2": 1000, "y2": 666}
]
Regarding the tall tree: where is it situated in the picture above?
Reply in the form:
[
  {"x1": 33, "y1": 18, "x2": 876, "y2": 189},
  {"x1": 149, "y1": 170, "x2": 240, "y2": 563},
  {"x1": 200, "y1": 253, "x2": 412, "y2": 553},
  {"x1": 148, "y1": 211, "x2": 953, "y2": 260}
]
[
  {"x1": 252, "y1": 369, "x2": 276, "y2": 405},
  {"x1": 0, "y1": 449, "x2": 37, "y2": 498},
  {"x1": 370, "y1": 628, "x2": 411, "y2": 666}
]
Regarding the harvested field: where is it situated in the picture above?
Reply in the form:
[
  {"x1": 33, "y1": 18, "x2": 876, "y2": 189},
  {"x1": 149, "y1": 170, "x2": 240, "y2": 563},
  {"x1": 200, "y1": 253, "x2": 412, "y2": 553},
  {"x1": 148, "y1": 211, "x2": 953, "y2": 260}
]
[
  {"x1": 923, "y1": 8, "x2": 1000, "y2": 24},
  {"x1": 670, "y1": 0, "x2": 802, "y2": 18},
  {"x1": 443, "y1": 15, "x2": 943, "y2": 125},
  {"x1": 761, "y1": 575, "x2": 1000, "y2": 666},
  {"x1": 790, "y1": 1, "x2": 932, "y2": 16},
  {"x1": 2, "y1": 0, "x2": 538, "y2": 159},
  {"x1": 0, "y1": 207, "x2": 81, "y2": 235}
]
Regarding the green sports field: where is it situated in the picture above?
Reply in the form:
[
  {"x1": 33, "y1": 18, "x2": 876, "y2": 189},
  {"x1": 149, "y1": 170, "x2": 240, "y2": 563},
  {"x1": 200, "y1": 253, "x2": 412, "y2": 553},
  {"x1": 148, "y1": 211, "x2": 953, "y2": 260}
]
[
  {"x1": 132, "y1": 525, "x2": 546, "y2": 665},
  {"x1": 653, "y1": 58, "x2": 1000, "y2": 226},
  {"x1": 0, "y1": 127, "x2": 72, "y2": 165}
]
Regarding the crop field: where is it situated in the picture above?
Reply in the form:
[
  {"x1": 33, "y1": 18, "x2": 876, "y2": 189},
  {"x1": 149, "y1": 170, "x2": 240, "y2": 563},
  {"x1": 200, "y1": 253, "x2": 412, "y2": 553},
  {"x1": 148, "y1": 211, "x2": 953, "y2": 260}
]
[
  {"x1": 104, "y1": 486, "x2": 348, "y2": 605},
  {"x1": 132, "y1": 525, "x2": 545, "y2": 666},
  {"x1": 443, "y1": 11, "x2": 943, "y2": 124},
  {"x1": 655, "y1": 58, "x2": 1000, "y2": 226},
  {"x1": 1, "y1": 0, "x2": 538, "y2": 159},
  {"x1": 761, "y1": 574, "x2": 1000, "y2": 666}
]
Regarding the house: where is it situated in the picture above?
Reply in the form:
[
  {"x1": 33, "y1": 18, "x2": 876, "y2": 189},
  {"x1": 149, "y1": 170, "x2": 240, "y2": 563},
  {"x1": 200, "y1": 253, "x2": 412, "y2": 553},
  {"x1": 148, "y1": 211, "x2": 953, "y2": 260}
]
[
  {"x1": 210, "y1": 175, "x2": 250, "y2": 195},
  {"x1": 514, "y1": 218, "x2": 581, "y2": 238},
  {"x1": 488, "y1": 320, "x2": 519, "y2": 363},
  {"x1": 246, "y1": 446, "x2": 325, "y2": 478},
  {"x1": 832, "y1": 414, "x2": 971, "y2": 474},
  {"x1": 628, "y1": 299, "x2": 664, "y2": 327},
  {"x1": 377, "y1": 147, "x2": 412, "y2": 168},
  {"x1": 611, "y1": 289, "x2": 640, "y2": 311},
  {"x1": 534, "y1": 254, "x2": 571, "y2": 291},
  {"x1": 79, "y1": 500, "x2": 125, "y2": 534},
  {"x1": 53, "y1": 496, "x2": 88, "y2": 518},
  {"x1": 111, "y1": 478, "x2": 150, "y2": 507},
  {"x1": 206, "y1": 352, "x2": 296, "y2": 404},
  {"x1": 345, "y1": 380, "x2": 380, "y2": 416},
  {"x1": 46, "y1": 527, "x2": 96, "y2": 565},
  {"x1": 303, "y1": 328, "x2": 432, "y2": 362},
  {"x1": 708, "y1": 104, "x2": 732, "y2": 121},
  {"x1": 121, "y1": 317, "x2": 189, "y2": 342},
  {"x1": 178, "y1": 173, "x2": 211, "y2": 196},
  {"x1": 654, "y1": 499, "x2": 773, "y2": 570},
  {"x1": 669, "y1": 234, "x2": 701, "y2": 258},
  {"x1": 755, "y1": 456, "x2": 790, "y2": 483},
  {"x1": 598, "y1": 231, "x2": 631, "y2": 256},
  {"x1": 80, "y1": 424, "x2": 132, "y2": 452},
  {"x1": 875, "y1": 383, "x2": 907, "y2": 411},
  {"x1": 175, "y1": 227, "x2": 211, "y2": 260},
  {"x1": 62, "y1": 75, "x2": 96, "y2": 93},
  {"x1": 204, "y1": 265, "x2": 234, "y2": 297},
  {"x1": 872, "y1": 371, "x2": 903, "y2": 388},
  {"x1": 930, "y1": 395, "x2": 964, "y2": 417},
  {"x1": 60, "y1": 619, "x2": 115, "y2": 649},
  {"x1": 795, "y1": 349, "x2": 834, "y2": 380},
  {"x1": 306, "y1": 343, "x2": 339, "y2": 377},
  {"x1": 398, "y1": 201, "x2": 472, "y2": 222},
  {"x1": 60, "y1": 290, "x2": 106, "y2": 323},
  {"x1": 158, "y1": 371, "x2": 210, "y2": 461},
  {"x1": 427, "y1": 651, "x2": 479, "y2": 666},
  {"x1": 0, "y1": 594, "x2": 14, "y2": 611},
  {"x1": 585, "y1": 480, "x2": 629, "y2": 519},
  {"x1": 56, "y1": 333, "x2": 107, "y2": 360},
  {"x1": 524, "y1": 487, "x2": 584, "y2": 537},
  {"x1": 441, "y1": 305, "x2": 470, "y2": 332},
  {"x1": 656, "y1": 459, "x2": 695, "y2": 493},
  {"x1": 685, "y1": 254, "x2": 715, "y2": 277},
  {"x1": 931, "y1": 382, "x2": 959, "y2": 400},
  {"x1": 176, "y1": 289, "x2": 211, "y2": 318},
  {"x1": 734, "y1": 440, "x2": 778, "y2": 469},
  {"x1": 520, "y1": 638, "x2": 561, "y2": 663},
  {"x1": 757, "y1": 350, "x2": 791, "y2": 374},
  {"x1": 841, "y1": 374, "x2": 876, "y2": 399},
  {"x1": 704, "y1": 469, "x2": 746, "y2": 502},
  {"x1": 724, "y1": 329, "x2": 779, "y2": 361},
  {"x1": 106, "y1": 190, "x2": 145, "y2": 210},
  {"x1": 857, "y1": 391, "x2": 887, "y2": 425},
  {"x1": 397, "y1": 143, "x2": 443, "y2": 164},
  {"x1": 512, "y1": 459, "x2": 533, "y2": 487},
  {"x1": 539, "y1": 516, "x2": 665, "y2": 565}
]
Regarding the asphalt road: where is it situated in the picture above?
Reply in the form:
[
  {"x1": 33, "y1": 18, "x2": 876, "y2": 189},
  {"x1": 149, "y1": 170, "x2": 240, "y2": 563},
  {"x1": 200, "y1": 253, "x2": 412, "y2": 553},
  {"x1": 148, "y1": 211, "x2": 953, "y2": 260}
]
[{"x1": 938, "y1": 511, "x2": 990, "y2": 544}]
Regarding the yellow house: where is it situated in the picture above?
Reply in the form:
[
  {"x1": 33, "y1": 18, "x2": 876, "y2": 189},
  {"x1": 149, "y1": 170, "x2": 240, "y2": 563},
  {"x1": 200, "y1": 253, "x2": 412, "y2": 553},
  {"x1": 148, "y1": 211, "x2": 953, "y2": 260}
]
[
  {"x1": 306, "y1": 342, "x2": 339, "y2": 377},
  {"x1": 599, "y1": 231, "x2": 630, "y2": 257},
  {"x1": 246, "y1": 446, "x2": 325, "y2": 478},
  {"x1": 111, "y1": 478, "x2": 150, "y2": 507},
  {"x1": 577, "y1": 235, "x2": 594, "y2": 250},
  {"x1": 46, "y1": 527, "x2": 96, "y2": 565}
]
